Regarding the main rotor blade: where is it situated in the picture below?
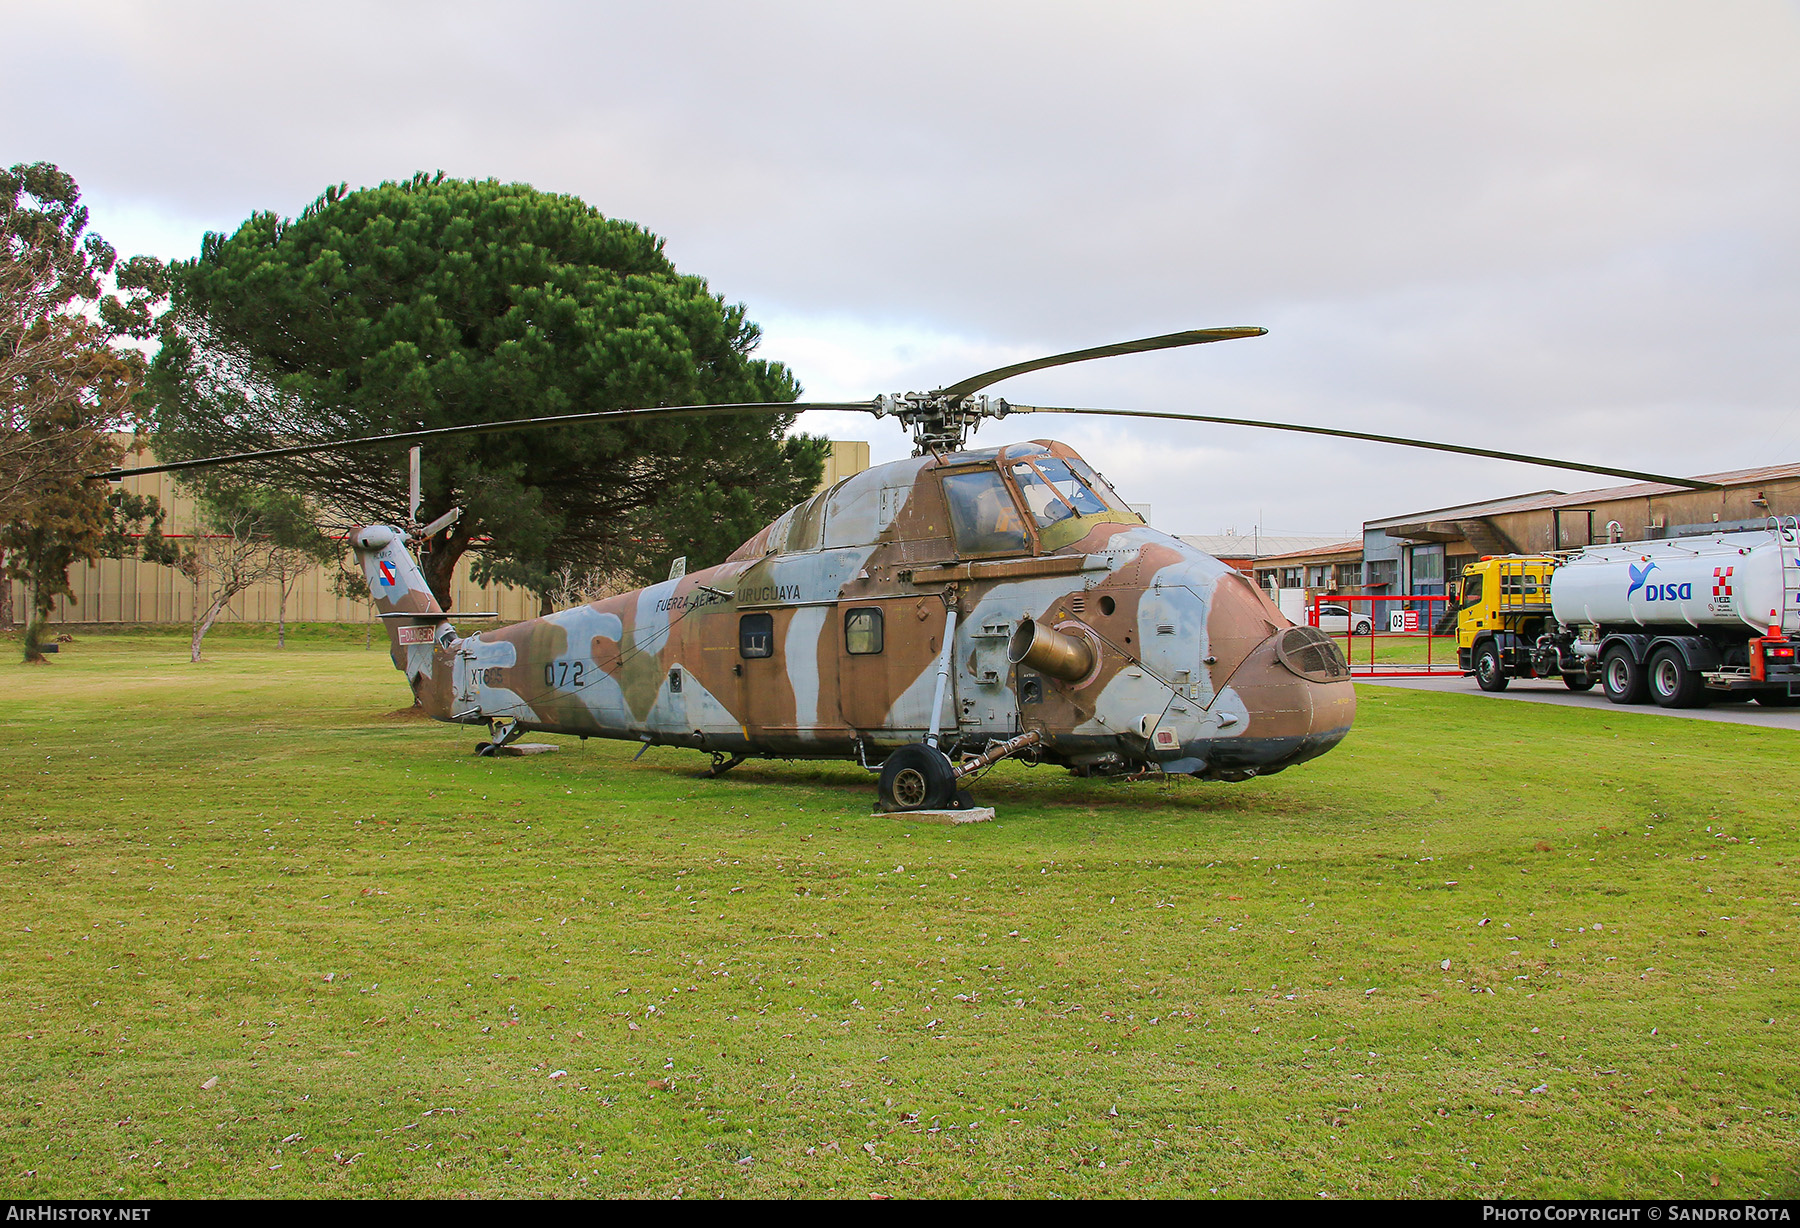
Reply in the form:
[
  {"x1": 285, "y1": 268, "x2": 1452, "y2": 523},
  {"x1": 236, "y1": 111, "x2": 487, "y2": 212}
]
[
  {"x1": 1003, "y1": 403, "x2": 1722, "y2": 491},
  {"x1": 937, "y1": 326, "x2": 1267, "y2": 401},
  {"x1": 90, "y1": 401, "x2": 875, "y2": 481}
]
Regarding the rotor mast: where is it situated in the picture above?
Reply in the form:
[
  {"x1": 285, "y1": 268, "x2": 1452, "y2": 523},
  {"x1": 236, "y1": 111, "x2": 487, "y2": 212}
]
[{"x1": 872, "y1": 392, "x2": 1014, "y2": 455}]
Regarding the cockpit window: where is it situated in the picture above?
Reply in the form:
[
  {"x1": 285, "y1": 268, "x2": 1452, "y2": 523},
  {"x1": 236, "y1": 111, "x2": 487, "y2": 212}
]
[
  {"x1": 1009, "y1": 458, "x2": 1109, "y2": 530},
  {"x1": 942, "y1": 469, "x2": 1030, "y2": 555},
  {"x1": 1064, "y1": 457, "x2": 1132, "y2": 515},
  {"x1": 1030, "y1": 457, "x2": 1109, "y2": 517},
  {"x1": 1009, "y1": 461, "x2": 1075, "y2": 528}
]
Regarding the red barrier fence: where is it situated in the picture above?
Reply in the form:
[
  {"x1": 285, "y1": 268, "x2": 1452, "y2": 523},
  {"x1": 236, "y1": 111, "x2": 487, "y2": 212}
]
[{"x1": 1306, "y1": 592, "x2": 1462, "y2": 678}]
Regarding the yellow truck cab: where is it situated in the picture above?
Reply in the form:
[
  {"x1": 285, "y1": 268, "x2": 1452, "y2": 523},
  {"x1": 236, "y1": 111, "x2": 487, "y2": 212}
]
[{"x1": 1455, "y1": 555, "x2": 1597, "y2": 692}]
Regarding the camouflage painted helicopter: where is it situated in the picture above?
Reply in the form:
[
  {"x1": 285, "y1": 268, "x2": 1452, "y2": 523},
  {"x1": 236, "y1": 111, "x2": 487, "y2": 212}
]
[{"x1": 104, "y1": 327, "x2": 1715, "y2": 812}]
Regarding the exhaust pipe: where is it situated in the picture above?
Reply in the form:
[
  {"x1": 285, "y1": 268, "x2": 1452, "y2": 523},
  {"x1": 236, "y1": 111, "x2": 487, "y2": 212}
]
[{"x1": 1008, "y1": 617, "x2": 1096, "y2": 682}]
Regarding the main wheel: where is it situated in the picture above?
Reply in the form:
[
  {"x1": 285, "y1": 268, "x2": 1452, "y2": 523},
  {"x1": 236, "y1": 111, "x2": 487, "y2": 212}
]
[
  {"x1": 1648, "y1": 647, "x2": 1708, "y2": 708},
  {"x1": 1562, "y1": 674, "x2": 1596, "y2": 692},
  {"x1": 1474, "y1": 642, "x2": 1508, "y2": 692},
  {"x1": 877, "y1": 744, "x2": 957, "y2": 811},
  {"x1": 1602, "y1": 648, "x2": 1648, "y2": 705}
]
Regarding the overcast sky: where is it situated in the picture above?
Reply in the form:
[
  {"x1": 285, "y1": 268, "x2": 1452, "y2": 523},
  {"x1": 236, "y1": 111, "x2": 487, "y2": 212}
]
[{"x1": 8, "y1": 0, "x2": 1798, "y2": 536}]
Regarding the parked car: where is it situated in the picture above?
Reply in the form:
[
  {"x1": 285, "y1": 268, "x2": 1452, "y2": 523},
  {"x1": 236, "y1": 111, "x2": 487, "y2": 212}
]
[{"x1": 1314, "y1": 603, "x2": 1373, "y2": 635}]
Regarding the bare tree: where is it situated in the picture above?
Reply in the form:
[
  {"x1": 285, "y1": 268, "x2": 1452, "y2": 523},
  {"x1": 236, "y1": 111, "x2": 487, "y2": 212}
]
[{"x1": 175, "y1": 484, "x2": 337, "y2": 662}]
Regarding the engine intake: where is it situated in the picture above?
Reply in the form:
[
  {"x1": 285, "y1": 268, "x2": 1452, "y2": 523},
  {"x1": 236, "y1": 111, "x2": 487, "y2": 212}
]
[{"x1": 1009, "y1": 617, "x2": 1096, "y2": 682}]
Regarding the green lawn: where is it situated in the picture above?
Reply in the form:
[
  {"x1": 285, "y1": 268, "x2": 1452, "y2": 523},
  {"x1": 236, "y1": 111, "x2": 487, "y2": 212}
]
[
  {"x1": 1336, "y1": 634, "x2": 1461, "y2": 669},
  {"x1": 2, "y1": 629, "x2": 1796, "y2": 1198}
]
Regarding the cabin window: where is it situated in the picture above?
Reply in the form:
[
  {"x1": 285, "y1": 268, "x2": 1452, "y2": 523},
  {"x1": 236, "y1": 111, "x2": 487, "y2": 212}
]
[
  {"x1": 739, "y1": 612, "x2": 774, "y2": 658},
  {"x1": 942, "y1": 469, "x2": 1030, "y2": 555},
  {"x1": 844, "y1": 607, "x2": 884, "y2": 655}
]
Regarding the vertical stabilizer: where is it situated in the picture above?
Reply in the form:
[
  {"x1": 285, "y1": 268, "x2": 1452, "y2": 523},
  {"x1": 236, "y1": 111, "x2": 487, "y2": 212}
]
[
  {"x1": 351, "y1": 524, "x2": 443, "y2": 618},
  {"x1": 349, "y1": 524, "x2": 456, "y2": 713}
]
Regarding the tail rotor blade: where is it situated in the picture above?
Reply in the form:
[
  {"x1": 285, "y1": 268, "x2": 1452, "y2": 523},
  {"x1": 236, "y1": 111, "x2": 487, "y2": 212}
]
[
  {"x1": 416, "y1": 506, "x2": 462, "y2": 540},
  {"x1": 937, "y1": 327, "x2": 1266, "y2": 401},
  {"x1": 1003, "y1": 403, "x2": 1721, "y2": 491}
]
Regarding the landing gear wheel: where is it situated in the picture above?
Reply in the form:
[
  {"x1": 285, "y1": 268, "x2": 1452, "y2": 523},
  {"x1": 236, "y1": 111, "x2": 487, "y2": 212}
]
[
  {"x1": 1602, "y1": 648, "x2": 1648, "y2": 705},
  {"x1": 474, "y1": 741, "x2": 495, "y2": 756},
  {"x1": 1562, "y1": 674, "x2": 1596, "y2": 692},
  {"x1": 1649, "y1": 647, "x2": 1708, "y2": 708},
  {"x1": 878, "y1": 745, "x2": 957, "y2": 812},
  {"x1": 1474, "y1": 642, "x2": 1508, "y2": 692}
]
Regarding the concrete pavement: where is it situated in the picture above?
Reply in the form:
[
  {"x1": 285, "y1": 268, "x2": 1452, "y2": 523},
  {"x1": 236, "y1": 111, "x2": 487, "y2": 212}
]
[{"x1": 1357, "y1": 674, "x2": 1800, "y2": 730}]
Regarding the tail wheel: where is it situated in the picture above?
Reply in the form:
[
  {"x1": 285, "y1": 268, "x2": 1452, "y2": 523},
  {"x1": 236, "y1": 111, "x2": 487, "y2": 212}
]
[
  {"x1": 877, "y1": 745, "x2": 957, "y2": 811},
  {"x1": 1649, "y1": 647, "x2": 1708, "y2": 708},
  {"x1": 1473, "y1": 642, "x2": 1508, "y2": 692},
  {"x1": 1601, "y1": 648, "x2": 1648, "y2": 705}
]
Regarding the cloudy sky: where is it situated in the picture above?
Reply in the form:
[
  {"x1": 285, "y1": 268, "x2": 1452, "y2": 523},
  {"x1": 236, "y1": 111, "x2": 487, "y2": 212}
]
[{"x1": 8, "y1": 1, "x2": 1798, "y2": 536}]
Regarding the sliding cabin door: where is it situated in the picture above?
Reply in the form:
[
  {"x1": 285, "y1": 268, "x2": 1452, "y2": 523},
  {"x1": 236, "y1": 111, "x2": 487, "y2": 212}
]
[{"x1": 836, "y1": 596, "x2": 952, "y2": 740}]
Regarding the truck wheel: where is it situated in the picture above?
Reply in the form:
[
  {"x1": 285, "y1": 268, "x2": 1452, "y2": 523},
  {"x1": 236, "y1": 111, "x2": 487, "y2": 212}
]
[
  {"x1": 877, "y1": 744, "x2": 957, "y2": 811},
  {"x1": 1755, "y1": 690, "x2": 1800, "y2": 707},
  {"x1": 1648, "y1": 647, "x2": 1708, "y2": 708},
  {"x1": 1601, "y1": 648, "x2": 1648, "y2": 705},
  {"x1": 1473, "y1": 642, "x2": 1508, "y2": 692},
  {"x1": 1562, "y1": 674, "x2": 1595, "y2": 692}
]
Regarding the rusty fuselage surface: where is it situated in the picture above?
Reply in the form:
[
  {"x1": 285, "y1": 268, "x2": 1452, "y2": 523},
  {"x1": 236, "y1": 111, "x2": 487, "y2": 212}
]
[{"x1": 356, "y1": 440, "x2": 1355, "y2": 781}]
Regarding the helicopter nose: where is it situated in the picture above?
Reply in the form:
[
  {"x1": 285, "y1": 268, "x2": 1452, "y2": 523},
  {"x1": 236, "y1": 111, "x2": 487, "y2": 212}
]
[
  {"x1": 1221, "y1": 628, "x2": 1355, "y2": 764},
  {"x1": 1202, "y1": 577, "x2": 1356, "y2": 776}
]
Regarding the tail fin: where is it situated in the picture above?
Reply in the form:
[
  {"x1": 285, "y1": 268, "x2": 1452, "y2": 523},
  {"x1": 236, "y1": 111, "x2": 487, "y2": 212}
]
[{"x1": 349, "y1": 525, "x2": 456, "y2": 710}]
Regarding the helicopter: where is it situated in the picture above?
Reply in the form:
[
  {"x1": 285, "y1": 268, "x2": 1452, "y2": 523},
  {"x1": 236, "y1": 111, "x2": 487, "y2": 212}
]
[{"x1": 101, "y1": 326, "x2": 1717, "y2": 812}]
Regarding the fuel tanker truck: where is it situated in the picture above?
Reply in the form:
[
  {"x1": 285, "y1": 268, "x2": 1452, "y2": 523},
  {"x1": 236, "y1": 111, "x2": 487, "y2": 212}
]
[{"x1": 1454, "y1": 521, "x2": 1800, "y2": 708}]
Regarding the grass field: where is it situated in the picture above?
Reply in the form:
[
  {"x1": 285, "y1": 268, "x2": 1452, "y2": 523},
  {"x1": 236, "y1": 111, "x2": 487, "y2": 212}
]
[
  {"x1": 1338, "y1": 634, "x2": 1460, "y2": 669},
  {"x1": 2, "y1": 628, "x2": 1796, "y2": 1199}
]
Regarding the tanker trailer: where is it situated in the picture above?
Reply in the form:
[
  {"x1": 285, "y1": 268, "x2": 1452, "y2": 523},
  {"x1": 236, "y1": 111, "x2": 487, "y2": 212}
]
[{"x1": 1548, "y1": 526, "x2": 1800, "y2": 707}]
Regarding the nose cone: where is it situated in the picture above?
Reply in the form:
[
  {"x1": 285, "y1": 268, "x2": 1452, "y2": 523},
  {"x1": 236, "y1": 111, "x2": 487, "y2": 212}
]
[
  {"x1": 1204, "y1": 575, "x2": 1356, "y2": 776},
  {"x1": 1216, "y1": 630, "x2": 1355, "y2": 770}
]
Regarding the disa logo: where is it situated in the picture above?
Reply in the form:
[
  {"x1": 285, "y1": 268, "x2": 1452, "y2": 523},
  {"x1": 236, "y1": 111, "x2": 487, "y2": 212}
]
[{"x1": 1627, "y1": 561, "x2": 1691, "y2": 602}]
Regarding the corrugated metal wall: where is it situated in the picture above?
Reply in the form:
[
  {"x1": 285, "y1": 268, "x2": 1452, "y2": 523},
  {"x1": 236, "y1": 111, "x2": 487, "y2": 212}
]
[
  {"x1": 9, "y1": 439, "x2": 537, "y2": 627},
  {"x1": 14, "y1": 549, "x2": 538, "y2": 627},
  {"x1": 9, "y1": 437, "x2": 873, "y2": 627}
]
